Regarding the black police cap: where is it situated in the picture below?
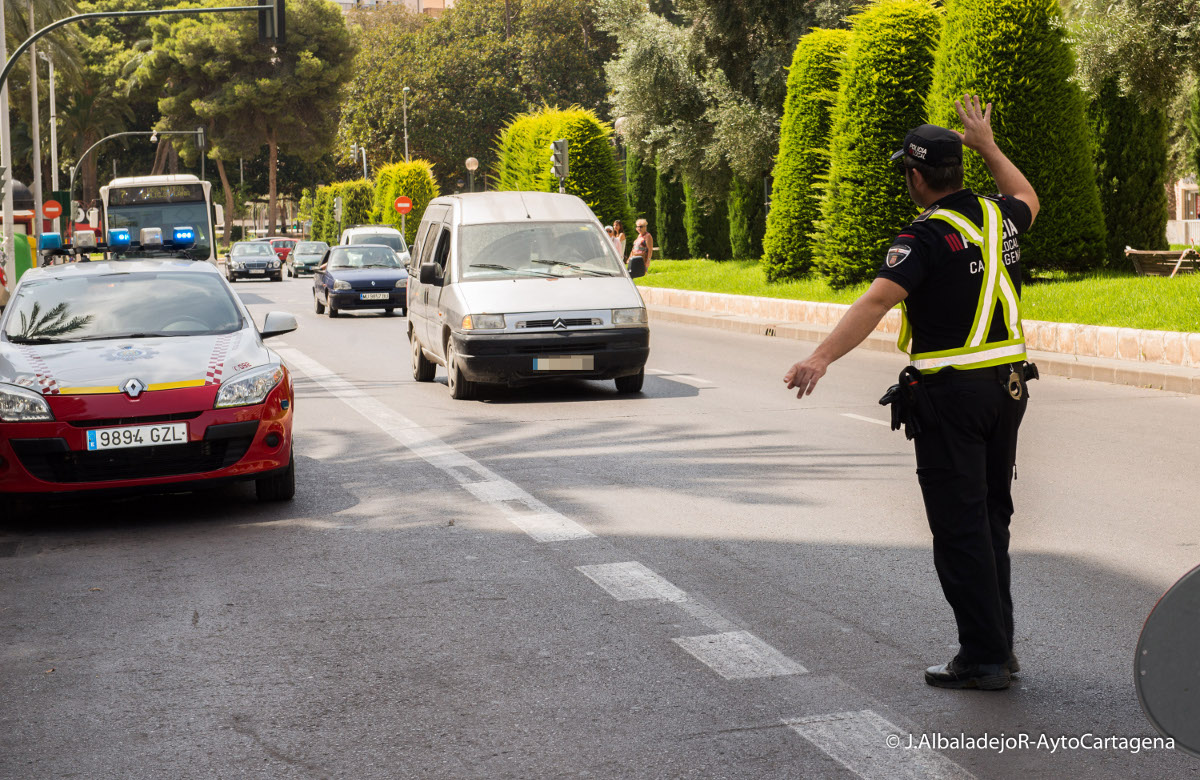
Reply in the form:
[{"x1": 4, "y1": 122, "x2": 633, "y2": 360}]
[{"x1": 890, "y1": 124, "x2": 963, "y2": 167}]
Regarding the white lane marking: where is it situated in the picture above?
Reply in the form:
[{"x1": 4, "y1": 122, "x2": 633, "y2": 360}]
[
  {"x1": 576, "y1": 562, "x2": 687, "y2": 603},
  {"x1": 646, "y1": 368, "x2": 716, "y2": 389},
  {"x1": 278, "y1": 347, "x2": 593, "y2": 542},
  {"x1": 785, "y1": 710, "x2": 975, "y2": 780},
  {"x1": 842, "y1": 413, "x2": 890, "y2": 427},
  {"x1": 672, "y1": 631, "x2": 808, "y2": 680}
]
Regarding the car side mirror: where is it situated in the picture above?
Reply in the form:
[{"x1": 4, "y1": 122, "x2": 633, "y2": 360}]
[
  {"x1": 261, "y1": 311, "x2": 299, "y2": 340},
  {"x1": 420, "y1": 262, "x2": 440, "y2": 285}
]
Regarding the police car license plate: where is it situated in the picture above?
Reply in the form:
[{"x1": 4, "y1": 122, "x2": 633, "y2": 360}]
[
  {"x1": 87, "y1": 422, "x2": 188, "y2": 451},
  {"x1": 360, "y1": 292, "x2": 389, "y2": 300},
  {"x1": 533, "y1": 356, "x2": 594, "y2": 371}
]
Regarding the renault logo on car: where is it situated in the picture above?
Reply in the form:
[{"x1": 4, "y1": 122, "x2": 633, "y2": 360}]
[{"x1": 122, "y1": 378, "x2": 146, "y2": 398}]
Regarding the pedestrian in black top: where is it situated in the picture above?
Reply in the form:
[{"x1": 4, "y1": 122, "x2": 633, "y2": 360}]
[{"x1": 783, "y1": 95, "x2": 1040, "y2": 691}]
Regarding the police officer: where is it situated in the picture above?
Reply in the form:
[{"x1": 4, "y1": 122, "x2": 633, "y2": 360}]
[{"x1": 783, "y1": 95, "x2": 1040, "y2": 691}]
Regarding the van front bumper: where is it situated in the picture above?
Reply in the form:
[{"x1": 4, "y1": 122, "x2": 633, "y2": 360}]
[{"x1": 451, "y1": 329, "x2": 649, "y2": 386}]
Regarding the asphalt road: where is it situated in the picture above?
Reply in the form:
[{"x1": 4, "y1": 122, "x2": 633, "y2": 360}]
[{"x1": 2, "y1": 274, "x2": 1198, "y2": 779}]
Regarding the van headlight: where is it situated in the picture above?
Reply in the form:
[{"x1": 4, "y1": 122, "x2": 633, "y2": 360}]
[
  {"x1": 612, "y1": 307, "x2": 648, "y2": 326},
  {"x1": 462, "y1": 314, "x2": 505, "y2": 330},
  {"x1": 215, "y1": 364, "x2": 284, "y2": 408},
  {"x1": 0, "y1": 383, "x2": 54, "y2": 422}
]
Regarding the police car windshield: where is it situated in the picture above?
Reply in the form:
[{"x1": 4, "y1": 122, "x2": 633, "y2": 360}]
[
  {"x1": 328, "y1": 246, "x2": 401, "y2": 269},
  {"x1": 348, "y1": 233, "x2": 407, "y2": 253},
  {"x1": 3, "y1": 272, "x2": 243, "y2": 344}
]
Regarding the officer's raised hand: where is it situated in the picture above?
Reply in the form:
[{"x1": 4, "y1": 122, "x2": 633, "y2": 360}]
[{"x1": 953, "y1": 93, "x2": 995, "y2": 152}]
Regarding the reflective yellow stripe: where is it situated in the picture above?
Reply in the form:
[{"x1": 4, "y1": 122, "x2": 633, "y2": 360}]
[
  {"x1": 59, "y1": 386, "x2": 121, "y2": 395},
  {"x1": 147, "y1": 379, "x2": 207, "y2": 391},
  {"x1": 911, "y1": 339, "x2": 1027, "y2": 372}
]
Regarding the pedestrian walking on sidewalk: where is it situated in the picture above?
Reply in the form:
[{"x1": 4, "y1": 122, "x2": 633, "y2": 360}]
[
  {"x1": 782, "y1": 95, "x2": 1041, "y2": 691},
  {"x1": 628, "y1": 219, "x2": 654, "y2": 278}
]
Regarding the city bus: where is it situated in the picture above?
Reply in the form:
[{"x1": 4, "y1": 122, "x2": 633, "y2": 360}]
[{"x1": 98, "y1": 174, "x2": 224, "y2": 263}]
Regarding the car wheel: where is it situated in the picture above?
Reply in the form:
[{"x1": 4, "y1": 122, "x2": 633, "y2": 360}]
[
  {"x1": 272, "y1": 274, "x2": 282, "y2": 282},
  {"x1": 615, "y1": 368, "x2": 645, "y2": 394},
  {"x1": 400, "y1": 307, "x2": 408, "y2": 318},
  {"x1": 256, "y1": 447, "x2": 295, "y2": 501},
  {"x1": 327, "y1": 294, "x2": 338, "y2": 318},
  {"x1": 412, "y1": 333, "x2": 435, "y2": 382},
  {"x1": 446, "y1": 339, "x2": 477, "y2": 400},
  {"x1": 314, "y1": 291, "x2": 325, "y2": 314},
  {"x1": 384, "y1": 308, "x2": 394, "y2": 316}
]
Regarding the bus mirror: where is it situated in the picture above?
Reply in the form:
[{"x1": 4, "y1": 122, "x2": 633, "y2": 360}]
[{"x1": 214, "y1": 204, "x2": 225, "y2": 230}]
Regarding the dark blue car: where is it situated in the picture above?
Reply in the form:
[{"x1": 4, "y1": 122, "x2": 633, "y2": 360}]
[{"x1": 313, "y1": 244, "x2": 409, "y2": 318}]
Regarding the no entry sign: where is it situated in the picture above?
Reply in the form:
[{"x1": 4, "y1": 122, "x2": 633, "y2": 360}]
[
  {"x1": 394, "y1": 196, "x2": 413, "y2": 214},
  {"x1": 42, "y1": 199, "x2": 63, "y2": 219}
]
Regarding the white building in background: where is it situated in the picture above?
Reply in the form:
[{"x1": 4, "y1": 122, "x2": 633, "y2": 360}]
[{"x1": 332, "y1": 0, "x2": 454, "y2": 15}]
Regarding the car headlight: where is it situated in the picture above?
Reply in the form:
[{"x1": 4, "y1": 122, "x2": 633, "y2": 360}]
[
  {"x1": 214, "y1": 364, "x2": 284, "y2": 409},
  {"x1": 394, "y1": 279, "x2": 407, "y2": 289},
  {"x1": 612, "y1": 307, "x2": 648, "y2": 326},
  {"x1": 0, "y1": 383, "x2": 54, "y2": 422},
  {"x1": 462, "y1": 314, "x2": 505, "y2": 330},
  {"x1": 333, "y1": 279, "x2": 352, "y2": 291},
  {"x1": 269, "y1": 259, "x2": 279, "y2": 268}
]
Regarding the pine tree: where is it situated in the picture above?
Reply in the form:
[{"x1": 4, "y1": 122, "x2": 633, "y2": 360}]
[
  {"x1": 626, "y1": 152, "x2": 658, "y2": 237},
  {"x1": 655, "y1": 165, "x2": 688, "y2": 259},
  {"x1": 685, "y1": 180, "x2": 731, "y2": 259},
  {"x1": 729, "y1": 174, "x2": 766, "y2": 261}
]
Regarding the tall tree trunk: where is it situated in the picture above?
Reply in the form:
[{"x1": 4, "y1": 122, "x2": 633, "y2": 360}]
[
  {"x1": 80, "y1": 130, "x2": 99, "y2": 215},
  {"x1": 167, "y1": 143, "x2": 179, "y2": 175},
  {"x1": 267, "y1": 127, "x2": 278, "y2": 233},
  {"x1": 215, "y1": 156, "x2": 234, "y2": 244},
  {"x1": 150, "y1": 139, "x2": 169, "y2": 176}
]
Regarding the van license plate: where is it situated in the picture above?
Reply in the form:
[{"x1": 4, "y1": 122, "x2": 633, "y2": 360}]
[
  {"x1": 87, "y1": 422, "x2": 189, "y2": 451},
  {"x1": 360, "y1": 292, "x2": 390, "y2": 300},
  {"x1": 533, "y1": 356, "x2": 594, "y2": 371}
]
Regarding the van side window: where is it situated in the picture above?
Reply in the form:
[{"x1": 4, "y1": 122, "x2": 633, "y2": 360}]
[
  {"x1": 416, "y1": 222, "x2": 440, "y2": 268},
  {"x1": 433, "y1": 227, "x2": 451, "y2": 272}
]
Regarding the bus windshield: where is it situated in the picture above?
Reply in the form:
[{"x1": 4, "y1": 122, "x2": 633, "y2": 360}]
[{"x1": 107, "y1": 197, "x2": 211, "y2": 259}]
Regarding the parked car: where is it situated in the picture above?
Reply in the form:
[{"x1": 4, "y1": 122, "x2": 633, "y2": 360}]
[
  {"x1": 313, "y1": 244, "x2": 409, "y2": 318},
  {"x1": 339, "y1": 225, "x2": 411, "y2": 266},
  {"x1": 287, "y1": 240, "x2": 328, "y2": 277},
  {"x1": 406, "y1": 192, "x2": 649, "y2": 400},
  {"x1": 226, "y1": 241, "x2": 282, "y2": 282},
  {"x1": 268, "y1": 237, "x2": 297, "y2": 265},
  {"x1": 0, "y1": 258, "x2": 297, "y2": 511}
]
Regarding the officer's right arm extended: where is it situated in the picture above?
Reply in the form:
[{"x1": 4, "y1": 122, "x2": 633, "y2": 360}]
[{"x1": 954, "y1": 94, "x2": 1039, "y2": 224}]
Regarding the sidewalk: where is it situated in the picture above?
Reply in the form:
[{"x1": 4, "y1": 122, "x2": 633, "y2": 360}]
[{"x1": 639, "y1": 287, "x2": 1200, "y2": 395}]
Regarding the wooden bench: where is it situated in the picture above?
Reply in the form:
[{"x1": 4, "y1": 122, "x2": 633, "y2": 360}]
[{"x1": 1125, "y1": 247, "x2": 1200, "y2": 277}]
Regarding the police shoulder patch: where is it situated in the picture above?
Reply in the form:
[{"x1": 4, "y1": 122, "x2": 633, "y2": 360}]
[
  {"x1": 885, "y1": 244, "x2": 912, "y2": 268},
  {"x1": 913, "y1": 206, "x2": 939, "y2": 223}
]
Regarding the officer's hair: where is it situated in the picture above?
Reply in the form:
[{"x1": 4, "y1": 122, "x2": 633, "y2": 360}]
[{"x1": 904, "y1": 155, "x2": 963, "y2": 192}]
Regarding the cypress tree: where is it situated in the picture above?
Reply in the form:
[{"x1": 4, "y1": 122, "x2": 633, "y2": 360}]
[
  {"x1": 684, "y1": 180, "x2": 731, "y2": 259},
  {"x1": 814, "y1": 0, "x2": 943, "y2": 288},
  {"x1": 729, "y1": 175, "x2": 766, "y2": 261},
  {"x1": 762, "y1": 28, "x2": 852, "y2": 281},
  {"x1": 926, "y1": 0, "x2": 1106, "y2": 272},
  {"x1": 655, "y1": 166, "x2": 687, "y2": 259},
  {"x1": 627, "y1": 152, "x2": 658, "y2": 237},
  {"x1": 1088, "y1": 78, "x2": 1169, "y2": 264}
]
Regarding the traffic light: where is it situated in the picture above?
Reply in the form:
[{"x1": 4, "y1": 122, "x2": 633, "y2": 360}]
[
  {"x1": 258, "y1": 0, "x2": 285, "y2": 45},
  {"x1": 351, "y1": 143, "x2": 358, "y2": 161},
  {"x1": 550, "y1": 139, "x2": 569, "y2": 184},
  {"x1": 195, "y1": 127, "x2": 206, "y2": 151},
  {"x1": 333, "y1": 196, "x2": 343, "y2": 224}
]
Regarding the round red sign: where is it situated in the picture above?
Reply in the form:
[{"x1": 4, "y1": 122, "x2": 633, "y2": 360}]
[
  {"x1": 42, "y1": 199, "x2": 63, "y2": 219},
  {"x1": 394, "y1": 196, "x2": 413, "y2": 215}
]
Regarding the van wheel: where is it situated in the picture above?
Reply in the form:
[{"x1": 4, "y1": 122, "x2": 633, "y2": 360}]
[
  {"x1": 615, "y1": 369, "x2": 645, "y2": 394},
  {"x1": 446, "y1": 339, "x2": 477, "y2": 400},
  {"x1": 412, "y1": 335, "x2": 435, "y2": 382},
  {"x1": 315, "y1": 293, "x2": 325, "y2": 314}
]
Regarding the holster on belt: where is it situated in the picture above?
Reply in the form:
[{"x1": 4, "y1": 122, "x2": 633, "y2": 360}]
[{"x1": 878, "y1": 366, "x2": 925, "y2": 440}]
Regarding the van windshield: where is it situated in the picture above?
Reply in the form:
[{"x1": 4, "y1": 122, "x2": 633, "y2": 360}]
[{"x1": 459, "y1": 222, "x2": 623, "y2": 280}]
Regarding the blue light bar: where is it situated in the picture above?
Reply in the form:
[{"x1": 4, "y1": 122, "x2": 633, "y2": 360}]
[
  {"x1": 38, "y1": 232, "x2": 63, "y2": 252},
  {"x1": 108, "y1": 229, "x2": 132, "y2": 252},
  {"x1": 172, "y1": 226, "x2": 196, "y2": 249}
]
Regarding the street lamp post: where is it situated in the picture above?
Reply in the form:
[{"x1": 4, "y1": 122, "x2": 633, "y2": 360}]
[
  {"x1": 465, "y1": 156, "x2": 478, "y2": 193},
  {"x1": 28, "y1": 2, "x2": 42, "y2": 238},
  {"x1": 402, "y1": 86, "x2": 410, "y2": 163},
  {"x1": 39, "y1": 51, "x2": 59, "y2": 235}
]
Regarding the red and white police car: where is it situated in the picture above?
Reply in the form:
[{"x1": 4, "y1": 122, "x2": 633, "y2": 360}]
[{"x1": 0, "y1": 258, "x2": 297, "y2": 510}]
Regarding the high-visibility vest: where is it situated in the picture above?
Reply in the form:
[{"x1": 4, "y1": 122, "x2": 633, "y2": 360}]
[{"x1": 897, "y1": 196, "x2": 1026, "y2": 373}]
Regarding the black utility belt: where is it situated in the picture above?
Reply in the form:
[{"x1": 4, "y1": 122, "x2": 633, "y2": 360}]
[
  {"x1": 878, "y1": 363, "x2": 1039, "y2": 439},
  {"x1": 917, "y1": 363, "x2": 1039, "y2": 385}
]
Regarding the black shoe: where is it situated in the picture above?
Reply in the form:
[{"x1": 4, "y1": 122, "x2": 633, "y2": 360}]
[
  {"x1": 1007, "y1": 652, "x2": 1020, "y2": 675},
  {"x1": 925, "y1": 656, "x2": 1011, "y2": 690}
]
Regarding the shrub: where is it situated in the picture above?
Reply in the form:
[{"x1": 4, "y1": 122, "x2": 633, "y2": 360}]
[
  {"x1": 1088, "y1": 78, "x2": 1169, "y2": 264},
  {"x1": 494, "y1": 106, "x2": 634, "y2": 228},
  {"x1": 814, "y1": 0, "x2": 942, "y2": 288},
  {"x1": 339, "y1": 180, "x2": 375, "y2": 229},
  {"x1": 372, "y1": 160, "x2": 441, "y2": 243},
  {"x1": 762, "y1": 28, "x2": 851, "y2": 280},
  {"x1": 926, "y1": 0, "x2": 1106, "y2": 272},
  {"x1": 655, "y1": 165, "x2": 687, "y2": 259},
  {"x1": 312, "y1": 186, "x2": 332, "y2": 243},
  {"x1": 626, "y1": 151, "x2": 657, "y2": 236},
  {"x1": 684, "y1": 180, "x2": 730, "y2": 259},
  {"x1": 729, "y1": 175, "x2": 766, "y2": 261}
]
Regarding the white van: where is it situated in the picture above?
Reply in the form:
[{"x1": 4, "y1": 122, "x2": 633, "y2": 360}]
[{"x1": 406, "y1": 192, "x2": 649, "y2": 400}]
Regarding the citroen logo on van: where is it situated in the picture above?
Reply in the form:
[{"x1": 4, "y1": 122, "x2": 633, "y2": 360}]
[
  {"x1": 553, "y1": 318, "x2": 567, "y2": 330},
  {"x1": 123, "y1": 378, "x2": 146, "y2": 398}
]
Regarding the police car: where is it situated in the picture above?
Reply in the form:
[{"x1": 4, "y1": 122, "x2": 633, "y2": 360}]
[{"x1": 0, "y1": 258, "x2": 298, "y2": 509}]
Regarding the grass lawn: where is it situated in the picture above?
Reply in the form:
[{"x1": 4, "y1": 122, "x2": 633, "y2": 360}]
[{"x1": 636, "y1": 259, "x2": 1200, "y2": 333}]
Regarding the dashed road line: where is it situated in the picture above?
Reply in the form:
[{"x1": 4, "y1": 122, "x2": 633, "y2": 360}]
[
  {"x1": 646, "y1": 368, "x2": 717, "y2": 389},
  {"x1": 673, "y1": 631, "x2": 808, "y2": 680},
  {"x1": 576, "y1": 562, "x2": 687, "y2": 602},
  {"x1": 785, "y1": 710, "x2": 976, "y2": 780},
  {"x1": 842, "y1": 413, "x2": 891, "y2": 427},
  {"x1": 278, "y1": 347, "x2": 593, "y2": 542}
]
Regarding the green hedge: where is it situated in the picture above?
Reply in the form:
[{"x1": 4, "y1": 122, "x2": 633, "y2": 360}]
[
  {"x1": 312, "y1": 187, "x2": 332, "y2": 244},
  {"x1": 626, "y1": 151, "x2": 657, "y2": 236},
  {"x1": 494, "y1": 106, "x2": 633, "y2": 228},
  {"x1": 684, "y1": 180, "x2": 730, "y2": 259},
  {"x1": 655, "y1": 166, "x2": 687, "y2": 259},
  {"x1": 1088, "y1": 78, "x2": 1169, "y2": 265},
  {"x1": 371, "y1": 160, "x2": 441, "y2": 244},
  {"x1": 729, "y1": 175, "x2": 766, "y2": 261},
  {"x1": 926, "y1": 0, "x2": 1106, "y2": 272},
  {"x1": 814, "y1": 0, "x2": 942, "y2": 288},
  {"x1": 762, "y1": 28, "x2": 851, "y2": 281}
]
